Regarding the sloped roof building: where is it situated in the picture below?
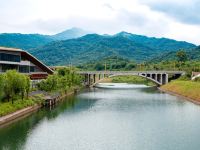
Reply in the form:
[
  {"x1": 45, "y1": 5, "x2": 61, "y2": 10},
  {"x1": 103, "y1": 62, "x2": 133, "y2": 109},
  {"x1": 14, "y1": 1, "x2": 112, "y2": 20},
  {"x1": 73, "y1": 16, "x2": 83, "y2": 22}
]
[{"x1": 0, "y1": 47, "x2": 53, "y2": 80}]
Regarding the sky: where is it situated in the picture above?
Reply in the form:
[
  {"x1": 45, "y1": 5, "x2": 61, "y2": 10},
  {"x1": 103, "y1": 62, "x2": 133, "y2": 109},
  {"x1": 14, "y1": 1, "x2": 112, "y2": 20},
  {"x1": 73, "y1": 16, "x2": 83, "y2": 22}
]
[{"x1": 0, "y1": 0, "x2": 199, "y2": 45}]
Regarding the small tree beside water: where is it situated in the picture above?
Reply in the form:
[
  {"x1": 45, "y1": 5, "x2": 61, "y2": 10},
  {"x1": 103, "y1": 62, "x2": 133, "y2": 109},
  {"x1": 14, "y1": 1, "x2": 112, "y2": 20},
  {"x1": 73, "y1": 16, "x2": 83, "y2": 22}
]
[
  {"x1": 0, "y1": 70, "x2": 31, "y2": 103},
  {"x1": 38, "y1": 68, "x2": 82, "y2": 92}
]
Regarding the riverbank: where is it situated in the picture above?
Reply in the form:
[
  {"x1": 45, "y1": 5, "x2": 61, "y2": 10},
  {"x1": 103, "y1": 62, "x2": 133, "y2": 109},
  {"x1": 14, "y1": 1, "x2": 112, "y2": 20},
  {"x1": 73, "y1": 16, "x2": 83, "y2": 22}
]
[
  {"x1": 160, "y1": 80, "x2": 200, "y2": 104},
  {"x1": 0, "y1": 88, "x2": 80, "y2": 127}
]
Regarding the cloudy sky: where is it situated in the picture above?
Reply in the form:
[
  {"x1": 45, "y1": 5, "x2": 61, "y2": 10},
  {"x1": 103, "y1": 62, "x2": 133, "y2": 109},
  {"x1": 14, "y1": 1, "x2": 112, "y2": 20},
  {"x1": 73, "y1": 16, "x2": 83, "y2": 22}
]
[{"x1": 0, "y1": 0, "x2": 199, "y2": 44}]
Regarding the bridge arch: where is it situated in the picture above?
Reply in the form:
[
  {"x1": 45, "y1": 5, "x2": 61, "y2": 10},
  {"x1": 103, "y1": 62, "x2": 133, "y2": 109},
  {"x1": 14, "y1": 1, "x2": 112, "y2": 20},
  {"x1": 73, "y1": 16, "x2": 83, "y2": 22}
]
[
  {"x1": 108, "y1": 74, "x2": 161, "y2": 85},
  {"x1": 78, "y1": 71, "x2": 185, "y2": 87}
]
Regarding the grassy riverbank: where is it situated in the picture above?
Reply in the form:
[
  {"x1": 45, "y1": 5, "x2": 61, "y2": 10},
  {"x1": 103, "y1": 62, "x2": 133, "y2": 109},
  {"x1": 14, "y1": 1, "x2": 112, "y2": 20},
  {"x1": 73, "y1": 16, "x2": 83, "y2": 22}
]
[
  {"x1": 110, "y1": 76, "x2": 156, "y2": 86},
  {"x1": 0, "y1": 99, "x2": 37, "y2": 117},
  {"x1": 0, "y1": 68, "x2": 82, "y2": 118},
  {"x1": 161, "y1": 80, "x2": 200, "y2": 102},
  {"x1": 0, "y1": 86, "x2": 80, "y2": 117}
]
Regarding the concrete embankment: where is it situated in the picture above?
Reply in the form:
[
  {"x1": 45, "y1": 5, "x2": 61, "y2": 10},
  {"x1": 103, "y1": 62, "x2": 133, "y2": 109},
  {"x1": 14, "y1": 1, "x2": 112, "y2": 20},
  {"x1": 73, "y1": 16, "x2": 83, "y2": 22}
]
[{"x1": 0, "y1": 105, "x2": 41, "y2": 127}]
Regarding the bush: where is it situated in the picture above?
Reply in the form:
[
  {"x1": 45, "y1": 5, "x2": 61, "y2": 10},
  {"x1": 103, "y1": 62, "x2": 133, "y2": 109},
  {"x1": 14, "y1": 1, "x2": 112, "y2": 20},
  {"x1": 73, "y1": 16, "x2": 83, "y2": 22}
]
[
  {"x1": 177, "y1": 75, "x2": 190, "y2": 81},
  {"x1": 37, "y1": 68, "x2": 82, "y2": 92},
  {"x1": 0, "y1": 99, "x2": 35, "y2": 117},
  {"x1": 194, "y1": 77, "x2": 200, "y2": 82}
]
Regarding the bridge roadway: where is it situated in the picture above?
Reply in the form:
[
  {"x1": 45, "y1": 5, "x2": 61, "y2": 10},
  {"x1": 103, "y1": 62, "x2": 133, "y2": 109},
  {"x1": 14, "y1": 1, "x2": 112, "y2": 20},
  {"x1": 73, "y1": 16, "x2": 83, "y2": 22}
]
[{"x1": 77, "y1": 71, "x2": 185, "y2": 86}]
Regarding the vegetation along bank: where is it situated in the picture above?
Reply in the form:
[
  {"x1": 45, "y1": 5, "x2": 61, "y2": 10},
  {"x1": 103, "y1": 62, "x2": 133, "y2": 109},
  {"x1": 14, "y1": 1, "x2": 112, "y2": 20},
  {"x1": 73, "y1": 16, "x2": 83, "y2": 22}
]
[
  {"x1": 161, "y1": 80, "x2": 200, "y2": 104},
  {"x1": 0, "y1": 68, "x2": 82, "y2": 125}
]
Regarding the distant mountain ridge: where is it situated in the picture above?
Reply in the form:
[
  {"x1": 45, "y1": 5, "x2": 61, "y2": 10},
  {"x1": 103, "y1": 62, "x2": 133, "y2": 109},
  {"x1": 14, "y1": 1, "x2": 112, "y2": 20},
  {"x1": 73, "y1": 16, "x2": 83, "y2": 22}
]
[
  {"x1": 0, "y1": 33, "x2": 53, "y2": 50},
  {"x1": 0, "y1": 28, "x2": 197, "y2": 65},
  {"x1": 51, "y1": 27, "x2": 92, "y2": 40},
  {"x1": 0, "y1": 28, "x2": 91, "y2": 49},
  {"x1": 115, "y1": 32, "x2": 195, "y2": 51},
  {"x1": 29, "y1": 33, "x2": 196, "y2": 66}
]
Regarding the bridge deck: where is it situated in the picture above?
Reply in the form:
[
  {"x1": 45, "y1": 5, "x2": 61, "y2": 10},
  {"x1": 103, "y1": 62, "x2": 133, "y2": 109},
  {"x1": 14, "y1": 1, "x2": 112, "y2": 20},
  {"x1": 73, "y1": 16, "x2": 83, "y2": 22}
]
[{"x1": 77, "y1": 71, "x2": 185, "y2": 75}]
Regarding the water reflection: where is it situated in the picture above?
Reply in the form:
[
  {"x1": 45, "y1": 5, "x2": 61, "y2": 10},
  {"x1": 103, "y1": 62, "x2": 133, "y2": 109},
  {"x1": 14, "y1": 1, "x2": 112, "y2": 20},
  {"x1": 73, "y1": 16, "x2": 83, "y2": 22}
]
[
  {"x1": 0, "y1": 95, "x2": 80, "y2": 150},
  {"x1": 0, "y1": 85, "x2": 200, "y2": 150}
]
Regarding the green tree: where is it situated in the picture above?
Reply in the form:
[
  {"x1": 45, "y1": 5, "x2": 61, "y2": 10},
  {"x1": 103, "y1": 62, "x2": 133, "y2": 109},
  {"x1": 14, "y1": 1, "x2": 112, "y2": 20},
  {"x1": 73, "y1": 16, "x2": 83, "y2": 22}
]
[
  {"x1": 25, "y1": 76, "x2": 31, "y2": 99},
  {"x1": 18, "y1": 75, "x2": 26, "y2": 100},
  {"x1": 0, "y1": 75, "x2": 5, "y2": 101},
  {"x1": 176, "y1": 50, "x2": 187, "y2": 62}
]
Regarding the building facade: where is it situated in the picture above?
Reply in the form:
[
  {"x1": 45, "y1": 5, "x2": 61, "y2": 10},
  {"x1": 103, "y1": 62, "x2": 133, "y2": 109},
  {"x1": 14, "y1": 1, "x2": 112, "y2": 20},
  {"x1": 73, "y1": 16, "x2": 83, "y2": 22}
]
[{"x1": 0, "y1": 47, "x2": 53, "y2": 80}]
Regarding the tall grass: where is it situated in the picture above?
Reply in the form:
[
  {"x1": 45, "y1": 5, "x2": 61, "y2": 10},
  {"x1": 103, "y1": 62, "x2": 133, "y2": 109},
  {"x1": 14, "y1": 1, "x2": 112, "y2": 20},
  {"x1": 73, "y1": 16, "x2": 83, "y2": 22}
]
[
  {"x1": 0, "y1": 99, "x2": 35, "y2": 117},
  {"x1": 161, "y1": 81, "x2": 200, "y2": 101}
]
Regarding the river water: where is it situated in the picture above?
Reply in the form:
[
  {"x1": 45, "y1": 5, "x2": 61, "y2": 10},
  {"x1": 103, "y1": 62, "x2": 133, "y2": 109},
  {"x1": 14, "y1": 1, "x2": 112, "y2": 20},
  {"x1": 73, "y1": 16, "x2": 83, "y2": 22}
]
[{"x1": 0, "y1": 83, "x2": 200, "y2": 150}]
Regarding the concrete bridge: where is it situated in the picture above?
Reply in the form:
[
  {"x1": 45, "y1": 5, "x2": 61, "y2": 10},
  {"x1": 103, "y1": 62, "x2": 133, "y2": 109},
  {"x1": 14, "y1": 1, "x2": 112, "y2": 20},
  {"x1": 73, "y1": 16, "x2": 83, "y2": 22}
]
[{"x1": 77, "y1": 71, "x2": 185, "y2": 87}]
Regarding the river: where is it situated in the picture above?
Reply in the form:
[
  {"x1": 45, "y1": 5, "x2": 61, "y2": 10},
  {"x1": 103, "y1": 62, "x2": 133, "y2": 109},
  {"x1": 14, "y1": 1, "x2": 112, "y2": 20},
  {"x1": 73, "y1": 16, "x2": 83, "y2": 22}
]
[{"x1": 0, "y1": 83, "x2": 200, "y2": 150}]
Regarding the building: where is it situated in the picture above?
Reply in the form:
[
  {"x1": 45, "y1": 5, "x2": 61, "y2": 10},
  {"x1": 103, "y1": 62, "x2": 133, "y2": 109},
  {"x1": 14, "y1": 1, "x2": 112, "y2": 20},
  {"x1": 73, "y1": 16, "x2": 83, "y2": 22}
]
[{"x1": 0, "y1": 47, "x2": 53, "y2": 80}]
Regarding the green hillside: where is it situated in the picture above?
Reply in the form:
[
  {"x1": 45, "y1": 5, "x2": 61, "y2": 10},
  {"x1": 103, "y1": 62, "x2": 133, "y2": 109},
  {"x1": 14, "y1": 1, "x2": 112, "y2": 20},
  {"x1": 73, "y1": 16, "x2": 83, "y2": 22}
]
[
  {"x1": 0, "y1": 33, "x2": 53, "y2": 49},
  {"x1": 0, "y1": 28, "x2": 90, "y2": 50},
  {"x1": 77, "y1": 56, "x2": 136, "y2": 71},
  {"x1": 150, "y1": 46, "x2": 200, "y2": 62},
  {"x1": 0, "y1": 29, "x2": 197, "y2": 66},
  {"x1": 29, "y1": 33, "x2": 196, "y2": 66}
]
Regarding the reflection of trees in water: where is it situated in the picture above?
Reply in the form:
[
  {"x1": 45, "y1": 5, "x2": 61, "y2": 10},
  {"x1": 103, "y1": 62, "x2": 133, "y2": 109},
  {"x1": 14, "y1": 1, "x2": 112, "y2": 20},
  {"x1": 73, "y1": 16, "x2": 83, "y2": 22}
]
[
  {"x1": 0, "y1": 110, "x2": 47, "y2": 150},
  {"x1": 137, "y1": 86, "x2": 159, "y2": 93},
  {"x1": 45, "y1": 95, "x2": 98, "y2": 120},
  {"x1": 0, "y1": 95, "x2": 83, "y2": 150},
  {"x1": 45, "y1": 95, "x2": 79, "y2": 120}
]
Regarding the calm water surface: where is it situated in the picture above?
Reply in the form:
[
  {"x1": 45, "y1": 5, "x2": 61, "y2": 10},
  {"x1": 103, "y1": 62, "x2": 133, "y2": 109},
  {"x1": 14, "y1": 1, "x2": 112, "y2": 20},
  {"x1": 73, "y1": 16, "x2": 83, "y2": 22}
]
[{"x1": 0, "y1": 84, "x2": 200, "y2": 150}]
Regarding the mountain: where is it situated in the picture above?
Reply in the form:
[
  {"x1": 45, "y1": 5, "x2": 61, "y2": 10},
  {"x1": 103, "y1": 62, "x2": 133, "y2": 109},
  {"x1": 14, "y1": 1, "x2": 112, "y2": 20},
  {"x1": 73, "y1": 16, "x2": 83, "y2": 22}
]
[
  {"x1": 115, "y1": 32, "x2": 196, "y2": 51},
  {"x1": 51, "y1": 27, "x2": 91, "y2": 40},
  {"x1": 150, "y1": 46, "x2": 200, "y2": 62},
  {"x1": 0, "y1": 28, "x2": 91, "y2": 50},
  {"x1": 0, "y1": 33, "x2": 53, "y2": 50},
  {"x1": 29, "y1": 33, "x2": 196, "y2": 66}
]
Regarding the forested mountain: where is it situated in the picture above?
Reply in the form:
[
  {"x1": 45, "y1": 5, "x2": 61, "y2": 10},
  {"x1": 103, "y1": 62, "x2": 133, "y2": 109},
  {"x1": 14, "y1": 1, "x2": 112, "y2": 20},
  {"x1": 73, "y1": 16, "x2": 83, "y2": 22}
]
[
  {"x1": 0, "y1": 33, "x2": 53, "y2": 49},
  {"x1": 0, "y1": 28, "x2": 90, "y2": 49},
  {"x1": 0, "y1": 28, "x2": 197, "y2": 66},
  {"x1": 150, "y1": 46, "x2": 200, "y2": 62},
  {"x1": 115, "y1": 32, "x2": 196, "y2": 51},
  {"x1": 29, "y1": 33, "x2": 196, "y2": 66}
]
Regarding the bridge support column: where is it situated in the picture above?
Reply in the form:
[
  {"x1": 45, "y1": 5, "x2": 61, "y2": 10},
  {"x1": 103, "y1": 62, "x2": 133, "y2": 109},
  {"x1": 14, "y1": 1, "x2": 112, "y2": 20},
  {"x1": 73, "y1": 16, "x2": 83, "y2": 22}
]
[
  {"x1": 165, "y1": 74, "x2": 168, "y2": 84},
  {"x1": 160, "y1": 74, "x2": 163, "y2": 85},
  {"x1": 155, "y1": 74, "x2": 157, "y2": 81},
  {"x1": 157, "y1": 74, "x2": 162, "y2": 84},
  {"x1": 84, "y1": 74, "x2": 88, "y2": 85},
  {"x1": 162, "y1": 74, "x2": 168, "y2": 84},
  {"x1": 88, "y1": 74, "x2": 91, "y2": 86},
  {"x1": 93, "y1": 74, "x2": 96, "y2": 84}
]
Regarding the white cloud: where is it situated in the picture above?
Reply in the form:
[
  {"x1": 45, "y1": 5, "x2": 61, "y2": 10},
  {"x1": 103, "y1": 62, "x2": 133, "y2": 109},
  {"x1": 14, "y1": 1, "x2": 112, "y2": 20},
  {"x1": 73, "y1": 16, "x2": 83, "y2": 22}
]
[{"x1": 0, "y1": 0, "x2": 199, "y2": 45}]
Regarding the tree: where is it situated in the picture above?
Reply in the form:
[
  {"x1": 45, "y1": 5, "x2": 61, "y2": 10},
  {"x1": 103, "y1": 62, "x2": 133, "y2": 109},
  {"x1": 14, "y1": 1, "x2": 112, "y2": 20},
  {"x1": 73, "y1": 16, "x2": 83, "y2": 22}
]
[
  {"x1": 25, "y1": 76, "x2": 31, "y2": 99},
  {"x1": 0, "y1": 75, "x2": 5, "y2": 101},
  {"x1": 2, "y1": 70, "x2": 31, "y2": 103},
  {"x1": 125, "y1": 62, "x2": 136, "y2": 70},
  {"x1": 18, "y1": 75, "x2": 26, "y2": 100},
  {"x1": 176, "y1": 50, "x2": 187, "y2": 62}
]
